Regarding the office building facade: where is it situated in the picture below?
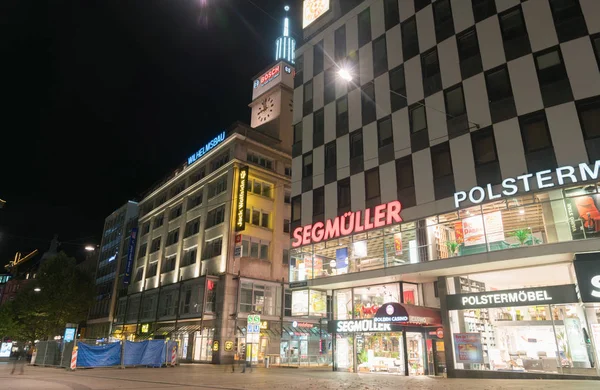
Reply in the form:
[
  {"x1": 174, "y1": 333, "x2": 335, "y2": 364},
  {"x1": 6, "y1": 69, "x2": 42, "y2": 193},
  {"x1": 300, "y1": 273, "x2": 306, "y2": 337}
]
[{"x1": 291, "y1": 0, "x2": 600, "y2": 379}]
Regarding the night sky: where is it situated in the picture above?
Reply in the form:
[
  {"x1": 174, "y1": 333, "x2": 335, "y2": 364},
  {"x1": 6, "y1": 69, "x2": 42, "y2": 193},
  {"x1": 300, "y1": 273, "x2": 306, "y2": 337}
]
[{"x1": 0, "y1": 0, "x2": 301, "y2": 267}]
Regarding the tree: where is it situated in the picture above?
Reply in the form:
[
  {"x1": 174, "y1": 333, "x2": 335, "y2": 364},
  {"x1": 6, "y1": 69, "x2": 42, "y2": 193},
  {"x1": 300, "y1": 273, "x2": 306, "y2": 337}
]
[
  {"x1": 0, "y1": 303, "x2": 20, "y2": 341},
  {"x1": 10, "y1": 251, "x2": 95, "y2": 342}
]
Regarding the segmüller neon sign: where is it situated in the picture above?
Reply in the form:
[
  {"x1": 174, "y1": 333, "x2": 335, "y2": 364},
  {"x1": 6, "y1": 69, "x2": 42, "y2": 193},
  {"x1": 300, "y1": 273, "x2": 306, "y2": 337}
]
[{"x1": 291, "y1": 201, "x2": 402, "y2": 248}]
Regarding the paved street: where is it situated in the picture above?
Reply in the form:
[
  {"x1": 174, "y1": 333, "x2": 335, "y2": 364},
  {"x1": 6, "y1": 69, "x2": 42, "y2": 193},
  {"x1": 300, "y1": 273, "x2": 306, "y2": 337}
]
[{"x1": 1, "y1": 363, "x2": 600, "y2": 390}]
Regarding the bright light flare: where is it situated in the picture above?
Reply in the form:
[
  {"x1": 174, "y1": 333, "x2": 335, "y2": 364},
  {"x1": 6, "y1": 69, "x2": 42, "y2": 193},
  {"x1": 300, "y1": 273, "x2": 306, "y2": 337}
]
[
  {"x1": 85, "y1": 245, "x2": 95, "y2": 251},
  {"x1": 338, "y1": 68, "x2": 352, "y2": 81},
  {"x1": 34, "y1": 287, "x2": 41, "y2": 292}
]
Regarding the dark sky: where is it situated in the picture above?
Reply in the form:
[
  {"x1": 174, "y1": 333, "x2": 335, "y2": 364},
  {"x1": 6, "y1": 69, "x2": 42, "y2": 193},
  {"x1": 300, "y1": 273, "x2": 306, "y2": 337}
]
[{"x1": 0, "y1": 0, "x2": 301, "y2": 266}]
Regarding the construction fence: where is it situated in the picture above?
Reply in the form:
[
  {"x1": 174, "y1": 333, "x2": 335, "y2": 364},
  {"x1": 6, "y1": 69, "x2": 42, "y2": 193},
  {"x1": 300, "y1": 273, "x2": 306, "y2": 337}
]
[{"x1": 32, "y1": 339, "x2": 177, "y2": 369}]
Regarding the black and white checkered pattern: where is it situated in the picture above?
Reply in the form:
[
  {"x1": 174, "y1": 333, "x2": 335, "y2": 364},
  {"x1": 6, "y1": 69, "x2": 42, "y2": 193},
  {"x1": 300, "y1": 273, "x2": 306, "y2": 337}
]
[{"x1": 291, "y1": 0, "x2": 600, "y2": 227}]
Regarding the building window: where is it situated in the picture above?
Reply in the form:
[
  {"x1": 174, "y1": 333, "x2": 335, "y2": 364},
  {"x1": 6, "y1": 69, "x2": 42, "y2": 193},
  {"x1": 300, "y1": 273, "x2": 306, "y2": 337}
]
[
  {"x1": 338, "y1": 178, "x2": 351, "y2": 211},
  {"x1": 431, "y1": 142, "x2": 455, "y2": 199},
  {"x1": 485, "y1": 66, "x2": 516, "y2": 123},
  {"x1": 499, "y1": 6, "x2": 531, "y2": 61},
  {"x1": 284, "y1": 191, "x2": 291, "y2": 204},
  {"x1": 396, "y1": 156, "x2": 416, "y2": 207},
  {"x1": 291, "y1": 196, "x2": 301, "y2": 222},
  {"x1": 161, "y1": 256, "x2": 176, "y2": 273},
  {"x1": 261, "y1": 212, "x2": 270, "y2": 229},
  {"x1": 415, "y1": 0, "x2": 430, "y2": 12},
  {"x1": 334, "y1": 25, "x2": 346, "y2": 61},
  {"x1": 294, "y1": 55, "x2": 304, "y2": 89},
  {"x1": 303, "y1": 153, "x2": 313, "y2": 178},
  {"x1": 181, "y1": 248, "x2": 197, "y2": 267},
  {"x1": 445, "y1": 84, "x2": 468, "y2": 137},
  {"x1": 472, "y1": 0, "x2": 496, "y2": 23},
  {"x1": 410, "y1": 104, "x2": 427, "y2": 133},
  {"x1": 365, "y1": 168, "x2": 380, "y2": 202},
  {"x1": 324, "y1": 68, "x2": 336, "y2": 105},
  {"x1": 314, "y1": 108, "x2": 325, "y2": 148},
  {"x1": 246, "y1": 208, "x2": 270, "y2": 229},
  {"x1": 285, "y1": 289, "x2": 292, "y2": 316},
  {"x1": 188, "y1": 191, "x2": 203, "y2": 210},
  {"x1": 401, "y1": 17, "x2": 419, "y2": 61},
  {"x1": 146, "y1": 263, "x2": 158, "y2": 279},
  {"x1": 313, "y1": 40, "x2": 324, "y2": 76},
  {"x1": 156, "y1": 194, "x2": 167, "y2": 207},
  {"x1": 240, "y1": 282, "x2": 281, "y2": 315},
  {"x1": 433, "y1": 0, "x2": 454, "y2": 43},
  {"x1": 350, "y1": 130, "x2": 363, "y2": 159},
  {"x1": 377, "y1": 117, "x2": 393, "y2": 148},
  {"x1": 534, "y1": 48, "x2": 573, "y2": 107},
  {"x1": 205, "y1": 205, "x2": 225, "y2": 229},
  {"x1": 361, "y1": 81, "x2": 376, "y2": 126},
  {"x1": 336, "y1": 96, "x2": 349, "y2": 137},
  {"x1": 247, "y1": 152, "x2": 274, "y2": 170},
  {"x1": 283, "y1": 249, "x2": 289, "y2": 265},
  {"x1": 389, "y1": 65, "x2": 407, "y2": 112},
  {"x1": 180, "y1": 288, "x2": 192, "y2": 314},
  {"x1": 184, "y1": 217, "x2": 200, "y2": 238},
  {"x1": 141, "y1": 222, "x2": 150, "y2": 235},
  {"x1": 313, "y1": 187, "x2": 325, "y2": 217},
  {"x1": 153, "y1": 215, "x2": 164, "y2": 229},
  {"x1": 284, "y1": 166, "x2": 292, "y2": 177},
  {"x1": 189, "y1": 167, "x2": 206, "y2": 184},
  {"x1": 169, "y1": 205, "x2": 182, "y2": 220},
  {"x1": 170, "y1": 182, "x2": 185, "y2": 198},
  {"x1": 520, "y1": 111, "x2": 557, "y2": 172},
  {"x1": 549, "y1": 0, "x2": 587, "y2": 43},
  {"x1": 593, "y1": 35, "x2": 600, "y2": 67},
  {"x1": 208, "y1": 175, "x2": 227, "y2": 198},
  {"x1": 284, "y1": 219, "x2": 290, "y2": 234},
  {"x1": 293, "y1": 122, "x2": 303, "y2": 144},
  {"x1": 150, "y1": 237, "x2": 161, "y2": 253},
  {"x1": 472, "y1": 127, "x2": 501, "y2": 186},
  {"x1": 372, "y1": 35, "x2": 388, "y2": 78},
  {"x1": 166, "y1": 229, "x2": 179, "y2": 246},
  {"x1": 248, "y1": 178, "x2": 273, "y2": 198},
  {"x1": 422, "y1": 48, "x2": 442, "y2": 96},
  {"x1": 211, "y1": 152, "x2": 229, "y2": 171},
  {"x1": 203, "y1": 237, "x2": 223, "y2": 259},
  {"x1": 303, "y1": 81, "x2": 313, "y2": 116},
  {"x1": 457, "y1": 28, "x2": 482, "y2": 80},
  {"x1": 137, "y1": 243, "x2": 147, "y2": 259},
  {"x1": 134, "y1": 267, "x2": 144, "y2": 282},
  {"x1": 577, "y1": 97, "x2": 600, "y2": 162},
  {"x1": 358, "y1": 8, "x2": 371, "y2": 48},
  {"x1": 383, "y1": 0, "x2": 399, "y2": 30}
]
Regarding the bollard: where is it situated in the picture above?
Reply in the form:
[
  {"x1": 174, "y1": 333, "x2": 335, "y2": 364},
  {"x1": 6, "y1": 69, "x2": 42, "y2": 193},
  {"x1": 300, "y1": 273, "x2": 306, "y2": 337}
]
[
  {"x1": 171, "y1": 346, "x2": 177, "y2": 367},
  {"x1": 69, "y1": 346, "x2": 78, "y2": 371}
]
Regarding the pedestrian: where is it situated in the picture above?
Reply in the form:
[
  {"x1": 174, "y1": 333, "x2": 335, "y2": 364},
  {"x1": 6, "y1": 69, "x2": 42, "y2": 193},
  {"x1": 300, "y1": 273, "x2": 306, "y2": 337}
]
[{"x1": 11, "y1": 346, "x2": 25, "y2": 375}]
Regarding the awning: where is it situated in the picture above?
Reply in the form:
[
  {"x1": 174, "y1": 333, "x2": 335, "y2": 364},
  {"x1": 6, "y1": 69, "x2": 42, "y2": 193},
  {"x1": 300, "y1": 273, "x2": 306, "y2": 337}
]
[
  {"x1": 174, "y1": 325, "x2": 203, "y2": 333},
  {"x1": 374, "y1": 302, "x2": 442, "y2": 326},
  {"x1": 154, "y1": 325, "x2": 176, "y2": 334}
]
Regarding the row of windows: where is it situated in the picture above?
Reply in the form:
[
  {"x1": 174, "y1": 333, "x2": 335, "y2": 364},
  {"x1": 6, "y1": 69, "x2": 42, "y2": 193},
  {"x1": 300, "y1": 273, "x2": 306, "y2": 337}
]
[
  {"x1": 298, "y1": 0, "x2": 589, "y2": 90},
  {"x1": 293, "y1": 96, "x2": 600, "y2": 221}
]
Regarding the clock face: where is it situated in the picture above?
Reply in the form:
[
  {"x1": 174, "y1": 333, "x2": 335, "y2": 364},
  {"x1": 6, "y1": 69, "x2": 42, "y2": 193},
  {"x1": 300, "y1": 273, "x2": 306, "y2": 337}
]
[{"x1": 257, "y1": 96, "x2": 276, "y2": 123}]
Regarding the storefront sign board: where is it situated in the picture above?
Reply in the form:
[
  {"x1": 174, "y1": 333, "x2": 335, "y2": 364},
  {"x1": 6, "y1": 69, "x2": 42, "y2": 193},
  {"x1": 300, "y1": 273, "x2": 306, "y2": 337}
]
[
  {"x1": 235, "y1": 167, "x2": 249, "y2": 232},
  {"x1": 573, "y1": 253, "x2": 600, "y2": 303},
  {"x1": 446, "y1": 284, "x2": 578, "y2": 310},
  {"x1": 453, "y1": 160, "x2": 600, "y2": 208},
  {"x1": 224, "y1": 341, "x2": 234, "y2": 352},
  {"x1": 453, "y1": 333, "x2": 483, "y2": 363}
]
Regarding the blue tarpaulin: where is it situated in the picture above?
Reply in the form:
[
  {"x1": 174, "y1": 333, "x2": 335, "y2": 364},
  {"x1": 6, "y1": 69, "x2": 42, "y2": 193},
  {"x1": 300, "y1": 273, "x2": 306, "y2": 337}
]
[
  {"x1": 140, "y1": 340, "x2": 165, "y2": 366},
  {"x1": 77, "y1": 343, "x2": 121, "y2": 367},
  {"x1": 123, "y1": 341, "x2": 147, "y2": 366},
  {"x1": 123, "y1": 340, "x2": 176, "y2": 366}
]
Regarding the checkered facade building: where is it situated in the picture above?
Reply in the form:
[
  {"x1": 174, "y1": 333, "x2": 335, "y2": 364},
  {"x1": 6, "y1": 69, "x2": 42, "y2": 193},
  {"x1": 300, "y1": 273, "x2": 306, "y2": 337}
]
[{"x1": 290, "y1": 0, "x2": 600, "y2": 230}]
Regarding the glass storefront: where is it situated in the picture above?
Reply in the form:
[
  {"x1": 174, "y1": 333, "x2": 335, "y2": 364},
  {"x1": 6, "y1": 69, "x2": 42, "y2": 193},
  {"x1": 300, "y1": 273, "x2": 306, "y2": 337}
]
[
  {"x1": 446, "y1": 264, "x2": 599, "y2": 376},
  {"x1": 291, "y1": 183, "x2": 600, "y2": 283}
]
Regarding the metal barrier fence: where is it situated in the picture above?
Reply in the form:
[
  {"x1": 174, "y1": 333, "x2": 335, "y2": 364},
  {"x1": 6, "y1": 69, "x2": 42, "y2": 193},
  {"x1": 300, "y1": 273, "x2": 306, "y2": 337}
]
[
  {"x1": 33, "y1": 339, "x2": 112, "y2": 368},
  {"x1": 267, "y1": 354, "x2": 332, "y2": 368}
]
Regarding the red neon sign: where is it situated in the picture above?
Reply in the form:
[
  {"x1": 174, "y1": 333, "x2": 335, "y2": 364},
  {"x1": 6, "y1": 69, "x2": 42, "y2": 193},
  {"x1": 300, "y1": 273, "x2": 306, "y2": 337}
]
[
  {"x1": 291, "y1": 201, "x2": 403, "y2": 248},
  {"x1": 259, "y1": 65, "x2": 280, "y2": 85}
]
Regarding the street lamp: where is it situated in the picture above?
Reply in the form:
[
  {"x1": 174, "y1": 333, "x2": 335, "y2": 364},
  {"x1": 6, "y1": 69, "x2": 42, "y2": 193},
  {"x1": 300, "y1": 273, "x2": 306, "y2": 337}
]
[
  {"x1": 84, "y1": 245, "x2": 96, "y2": 252},
  {"x1": 34, "y1": 287, "x2": 41, "y2": 292},
  {"x1": 338, "y1": 68, "x2": 352, "y2": 82}
]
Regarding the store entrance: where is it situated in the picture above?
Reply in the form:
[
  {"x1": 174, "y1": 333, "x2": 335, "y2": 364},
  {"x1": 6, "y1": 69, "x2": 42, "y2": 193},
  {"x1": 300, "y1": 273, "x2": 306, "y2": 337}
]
[
  {"x1": 406, "y1": 332, "x2": 425, "y2": 375},
  {"x1": 356, "y1": 332, "x2": 405, "y2": 374}
]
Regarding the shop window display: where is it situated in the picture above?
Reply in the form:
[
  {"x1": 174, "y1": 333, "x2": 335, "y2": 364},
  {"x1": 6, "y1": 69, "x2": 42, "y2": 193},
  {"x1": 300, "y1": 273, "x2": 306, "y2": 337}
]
[
  {"x1": 353, "y1": 285, "x2": 401, "y2": 319},
  {"x1": 447, "y1": 264, "x2": 598, "y2": 376},
  {"x1": 290, "y1": 183, "x2": 600, "y2": 283}
]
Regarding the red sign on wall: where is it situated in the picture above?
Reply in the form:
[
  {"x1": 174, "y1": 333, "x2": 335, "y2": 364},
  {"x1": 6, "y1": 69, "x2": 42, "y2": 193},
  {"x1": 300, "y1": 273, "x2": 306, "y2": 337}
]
[{"x1": 259, "y1": 65, "x2": 280, "y2": 85}]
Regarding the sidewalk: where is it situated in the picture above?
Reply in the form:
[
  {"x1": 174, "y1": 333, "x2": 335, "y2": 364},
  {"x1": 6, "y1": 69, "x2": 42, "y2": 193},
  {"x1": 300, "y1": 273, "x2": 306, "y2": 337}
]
[{"x1": 1, "y1": 363, "x2": 599, "y2": 389}]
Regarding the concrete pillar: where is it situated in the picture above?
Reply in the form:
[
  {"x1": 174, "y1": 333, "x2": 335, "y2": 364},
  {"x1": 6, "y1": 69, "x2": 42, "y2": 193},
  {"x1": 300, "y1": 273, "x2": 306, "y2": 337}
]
[
  {"x1": 212, "y1": 273, "x2": 238, "y2": 364},
  {"x1": 437, "y1": 276, "x2": 455, "y2": 377}
]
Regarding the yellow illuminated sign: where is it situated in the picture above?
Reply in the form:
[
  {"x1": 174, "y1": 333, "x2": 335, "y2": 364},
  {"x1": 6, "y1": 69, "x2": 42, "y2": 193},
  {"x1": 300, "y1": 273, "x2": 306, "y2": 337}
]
[
  {"x1": 260, "y1": 321, "x2": 268, "y2": 330},
  {"x1": 303, "y1": 0, "x2": 330, "y2": 29},
  {"x1": 235, "y1": 167, "x2": 249, "y2": 232},
  {"x1": 141, "y1": 324, "x2": 149, "y2": 333}
]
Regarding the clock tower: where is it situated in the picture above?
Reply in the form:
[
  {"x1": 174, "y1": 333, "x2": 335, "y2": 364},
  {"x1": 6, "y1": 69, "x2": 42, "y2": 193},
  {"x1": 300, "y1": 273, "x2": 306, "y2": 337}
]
[{"x1": 249, "y1": 6, "x2": 295, "y2": 153}]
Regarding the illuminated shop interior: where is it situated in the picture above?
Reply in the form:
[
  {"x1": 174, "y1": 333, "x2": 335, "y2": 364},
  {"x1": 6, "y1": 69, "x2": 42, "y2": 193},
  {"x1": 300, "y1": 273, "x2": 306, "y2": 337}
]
[{"x1": 290, "y1": 184, "x2": 600, "y2": 282}]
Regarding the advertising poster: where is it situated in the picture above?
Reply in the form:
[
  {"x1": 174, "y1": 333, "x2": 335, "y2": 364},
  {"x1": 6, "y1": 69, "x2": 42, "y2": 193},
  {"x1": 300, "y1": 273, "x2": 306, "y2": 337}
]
[
  {"x1": 393, "y1": 233, "x2": 403, "y2": 255},
  {"x1": 0, "y1": 342, "x2": 12, "y2": 358},
  {"x1": 309, "y1": 290, "x2": 327, "y2": 317},
  {"x1": 453, "y1": 333, "x2": 483, "y2": 363},
  {"x1": 564, "y1": 190, "x2": 600, "y2": 240},
  {"x1": 462, "y1": 216, "x2": 485, "y2": 247},
  {"x1": 303, "y1": 0, "x2": 330, "y2": 28},
  {"x1": 564, "y1": 317, "x2": 590, "y2": 365},
  {"x1": 335, "y1": 247, "x2": 348, "y2": 274},
  {"x1": 291, "y1": 290, "x2": 309, "y2": 316},
  {"x1": 483, "y1": 211, "x2": 505, "y2": 243},
  {"x1": 454, "y1": 221, "x2": 464, "y2": 244}
]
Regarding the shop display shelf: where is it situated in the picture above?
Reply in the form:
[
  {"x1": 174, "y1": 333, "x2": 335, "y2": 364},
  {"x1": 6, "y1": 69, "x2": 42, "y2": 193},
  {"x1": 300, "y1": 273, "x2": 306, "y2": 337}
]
[{"x1": 493, "y1": 320, "x2": 564, "y2": 326}]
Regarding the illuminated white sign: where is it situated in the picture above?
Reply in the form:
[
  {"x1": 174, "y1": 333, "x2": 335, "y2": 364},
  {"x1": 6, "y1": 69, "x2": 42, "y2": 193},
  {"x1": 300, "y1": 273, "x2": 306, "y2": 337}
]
[
  {"x1": 188, "y1": 131, "x2": 226, "y2": 166},
  {"x1": 453, "y1": 161, "x2": 600, "y2": 208},
  {"x1": 336, "y1": 319, "x2": 391, "y2": 333},
  {"x1": 461, "y1": 290, "x2": 552, "y2": 307},
  {"x1": 303, "y1": 0, "x2": 330, "y2": 29}
]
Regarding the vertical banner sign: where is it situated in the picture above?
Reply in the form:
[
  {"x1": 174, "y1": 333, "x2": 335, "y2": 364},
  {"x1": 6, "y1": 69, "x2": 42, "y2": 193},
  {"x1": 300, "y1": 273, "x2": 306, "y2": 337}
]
[
  {"x1": 393, "y1": 233, "x2": 403, "y2": 255},
  {"x1": 123, "y1": 228, "x2": 138, "y2": 285},
  {"x1": 246, "y1": 314, "x2": 261, "y2": 363},
  {"x1": 235, "y1": 167, "x2": 249, "y2": 232}
]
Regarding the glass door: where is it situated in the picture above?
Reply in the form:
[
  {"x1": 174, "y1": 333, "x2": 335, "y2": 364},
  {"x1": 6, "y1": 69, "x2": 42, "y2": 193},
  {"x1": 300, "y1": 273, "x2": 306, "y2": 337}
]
[{"x1": 406, "y1": 332, "x2": 425, "y2": 375}]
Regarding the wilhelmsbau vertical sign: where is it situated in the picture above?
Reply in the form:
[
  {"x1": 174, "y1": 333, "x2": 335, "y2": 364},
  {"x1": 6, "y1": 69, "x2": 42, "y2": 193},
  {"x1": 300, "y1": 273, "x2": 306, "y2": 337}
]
[{"x1": 235, "y1": 167, "x2": 249, "y2": 232}]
